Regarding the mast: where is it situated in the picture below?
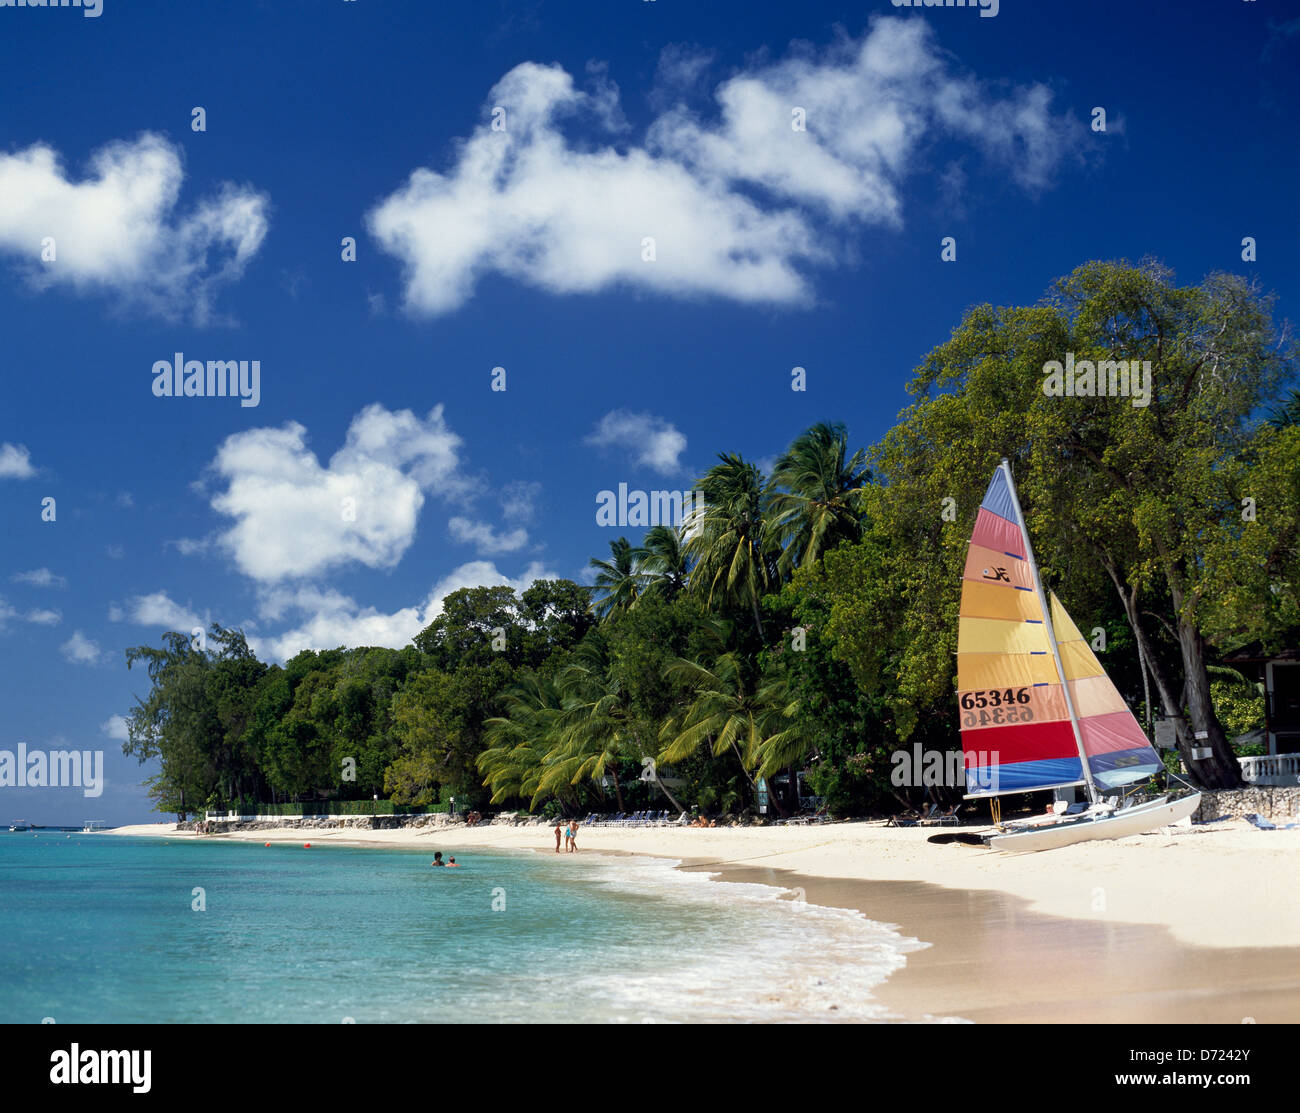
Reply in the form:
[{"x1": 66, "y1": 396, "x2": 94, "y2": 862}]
[{"x1": 998, "y1": 459, "x2": 1099, "y2": 803}]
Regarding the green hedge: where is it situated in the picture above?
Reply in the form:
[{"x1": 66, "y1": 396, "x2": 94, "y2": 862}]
[{"x1": 226, "y1": 801, "x2": 451, "y2": 816}]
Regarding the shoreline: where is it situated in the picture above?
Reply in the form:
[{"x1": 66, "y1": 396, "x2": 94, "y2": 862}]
[{"x1": 105, "y1": 818, "x2": 1300, "y2": 1022}]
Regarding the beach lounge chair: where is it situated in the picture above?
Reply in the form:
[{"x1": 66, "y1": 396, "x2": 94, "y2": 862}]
[
  {"x1": 919, "y1": 804, "x2": 960, "y2": 827},
  {"x1": 887, "y1": 808, "x2": 922, "y2": 827}
]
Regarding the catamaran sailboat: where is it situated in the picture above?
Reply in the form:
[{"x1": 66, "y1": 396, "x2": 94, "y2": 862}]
[{"x1": 959, "y1": 460, "x2": 1201, "y2": 852}]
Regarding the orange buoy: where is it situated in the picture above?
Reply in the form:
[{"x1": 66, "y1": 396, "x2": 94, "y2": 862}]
[
  {"x1": 303, "y1": 842, "x2": 311, "y2": 848},
  {"x1": 265, "y1": 842, "x2": 271, "y2": 847}
]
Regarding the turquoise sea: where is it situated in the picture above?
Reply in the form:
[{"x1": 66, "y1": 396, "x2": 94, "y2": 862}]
[{"x1": 0, "y1": 831, "x2": 923, "y2": 1023}]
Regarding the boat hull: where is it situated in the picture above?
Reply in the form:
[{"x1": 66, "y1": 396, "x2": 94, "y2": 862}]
[{"x1": 988, "y1": 793, "x2": 1202, "y2": 853}]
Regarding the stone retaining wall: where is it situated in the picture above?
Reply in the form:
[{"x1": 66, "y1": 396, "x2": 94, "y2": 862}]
[
  {"x1": 180, "y1": 810, "x2": 556, "y2": 833},
  {"x1": 1194, "y1": 786, "x2": 1300, "y2": 822}
]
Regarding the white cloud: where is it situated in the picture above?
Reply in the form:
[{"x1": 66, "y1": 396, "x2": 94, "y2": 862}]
[
  {"x1": 0, "y1": 596, "x2": 62, "y2": 629},
  {"x1": 448, "y1": 516, "x2": 529, "y2": 554},
  {"x1": 368, "y1": 62, "x2": 820, "y2": 315},
  {"x1": 61, "y1": 630, "x2": 101, "y2": 665},
  {"x1": 167, "y1": 538, "x2": 207, "y2": 556},
  {"x1": 111, "y1": 591, "x2": 201, "y2": 631},
  {"x1": 0, "y1": 133, "x2": 269, "y2": 322},
  {"x1": 585, "y1": 410, "x2": 687, "y2": 474},
  {"x1": 101, "y1": 715, "x2": 130, "y2": 741},
  {"x1": 367, "y1": 20, "x2": 1077, "y2": 315},
  {"x1": 0, "y1": 442, "x2": 35, "y2": 478},
  {"x1": 206, "y1": 403, "x2": 472, "y2": 583},
  {"x1": 248, "y1": 560, "x2": 557, "y2": 661},
  {"x1": 499, "y1": 480, "x2": 541, "y2": 523},
  {"x1": 11, "y1": 567, "x2": 65, "y2": 588}
]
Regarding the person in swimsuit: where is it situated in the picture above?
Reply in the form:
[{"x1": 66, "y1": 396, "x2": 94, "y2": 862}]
[
  {"x1": 554, "y1": 821, "x2": 562, "y2": 853},
  {"x1": 447, "y1": 857, "x2": 459, "y2": 868},
  {"x1": 568, "y1": 820, "x2": 578, "y2": 853},
  {"x1": 431, "y1": 852, "x2": 445, "y2": 867}
]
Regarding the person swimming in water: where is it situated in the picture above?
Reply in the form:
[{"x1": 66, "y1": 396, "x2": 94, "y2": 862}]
[
  {"x1": 431, "y1": 852, "x2": 445, "y2": 867},
  {"x1": 447, "y1": 857, "x2": 459, "y2": 868}
]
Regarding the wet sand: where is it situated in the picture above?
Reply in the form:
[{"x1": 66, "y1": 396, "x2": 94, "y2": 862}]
[{"x1": 698, "y1": 863, "x2": 1300, "y2": 1023}]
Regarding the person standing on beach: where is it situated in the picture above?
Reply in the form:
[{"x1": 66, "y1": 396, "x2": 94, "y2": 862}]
[
  {"x1": 568, "y1": 820, "x2": 579, "y2": 853},
  {"x1": 554, "y1": 821, "x2": 562, "y2": 853}
]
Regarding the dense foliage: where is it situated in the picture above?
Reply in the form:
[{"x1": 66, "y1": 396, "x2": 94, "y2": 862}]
[{"x1": 123, "y1": 263, "x2": 1297, "y2": 818}]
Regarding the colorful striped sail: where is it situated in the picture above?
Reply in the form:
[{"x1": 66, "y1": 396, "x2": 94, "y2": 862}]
[
  {"x1": 957, "y1": 464, "x2": 1160, "y2": 798},
  {"x1": 1047, "y1": 594, "x2": 1163, "y2": 788}
]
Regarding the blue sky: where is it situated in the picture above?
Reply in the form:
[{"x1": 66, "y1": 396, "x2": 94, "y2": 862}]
[{"x1": 1, "y1": 0, "x2": 1297, "y2": 824}]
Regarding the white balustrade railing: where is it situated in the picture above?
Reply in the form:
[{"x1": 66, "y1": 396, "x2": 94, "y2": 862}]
[{"x1": 1238, "y1": 753, "x2": 1300, "y2": 785}]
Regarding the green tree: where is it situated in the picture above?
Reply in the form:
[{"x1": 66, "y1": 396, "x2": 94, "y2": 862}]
[
  {"x1": 686, "y1": 453, "x2": 778, "y2": 640},
  {"x1": 636, "y1": 524, "x2": 691, "y2": 602},
  {"x1": 589, "y1": 537, "x2": 642, "y2": 620},
  {"x1": 767, "y1": 421, "x2": 870, "y2": 576}
]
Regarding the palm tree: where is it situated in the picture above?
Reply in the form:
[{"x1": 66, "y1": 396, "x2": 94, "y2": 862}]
[
  {"x1": 753, "y1": 666, "x2": 819, "y2": 810},
  {"x1": 543, "y1": 638, "x2": 631, "y2": 810},
  {"x1": 637, "y1": 524, "x2": 690, "y2": 601},
  {"x1": 540, "y1": 636, "x2": 684, "y2": 814},
  {"x1": 1269, "y1": 388, "x2": 1300, "y2": 427},
  {"x1": 588, "y1": 537, "x2": 641, "y2": 619},
  {"x1": 659, "y1": 650, "x2": 790, "y2": 817},
  {"x1": 767, "y1": 422, "x2": 869, "y2": 576},
  {"x1": 479, "y1": 675, "x2": 563, "y2": 808},
  {"x1": 685, "y1": 453, "x2": 777, "y2": 640}
]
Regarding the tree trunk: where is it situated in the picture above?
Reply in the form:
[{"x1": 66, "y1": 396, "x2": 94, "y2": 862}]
[
  {"x1": 1175, "y1": 619, "x2": 1244, "y2": 789},
  {"x1": 1151, "y1": 535, "x2": 1243, "y2": 789},
  {"x1": 726, "y1": 737, "x2": 759, "y2": 794},
  {"x1": 750, "y1": 594, "x2": 766, "y2": 643},
  {"x1": 768, "y1": 786, "x2": 791, "y2": 818},
  {"x1": 649, "y1": 767, "x2": 685, "y2": 814},
  {"x1": 1136, "y1": 634, "x2": 1153, "y2": 731},
  {"x1": 610, "y1": 767, "x2": 626, "y2": 813},
  {"x1": 1100, "y1": 557, "x2": 1211, "y2": 784}
]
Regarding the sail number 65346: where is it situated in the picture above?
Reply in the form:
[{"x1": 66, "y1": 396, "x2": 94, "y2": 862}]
[{"x1": 960, "y1": 687, "x2": 1031, "y2": 709}]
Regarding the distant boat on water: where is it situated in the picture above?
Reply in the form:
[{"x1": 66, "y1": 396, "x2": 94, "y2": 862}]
[
  {"x1": 958, "y1": 460, "x2": 1201, "y2": 852},
  {"x1": 8, "y1": 821, "x2": 31, "y2": 832}
]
